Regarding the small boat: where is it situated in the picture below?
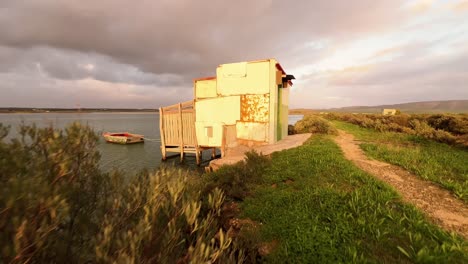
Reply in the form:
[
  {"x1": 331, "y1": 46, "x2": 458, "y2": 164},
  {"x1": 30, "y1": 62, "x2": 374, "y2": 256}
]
[{"x1": 103, "y1": 132, "x2": 144, "y2": 144}]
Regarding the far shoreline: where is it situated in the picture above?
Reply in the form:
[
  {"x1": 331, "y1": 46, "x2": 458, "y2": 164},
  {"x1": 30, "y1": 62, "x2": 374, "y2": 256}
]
[{"x1": 0, "y1": 108, "x2": 159, "y2": 114}]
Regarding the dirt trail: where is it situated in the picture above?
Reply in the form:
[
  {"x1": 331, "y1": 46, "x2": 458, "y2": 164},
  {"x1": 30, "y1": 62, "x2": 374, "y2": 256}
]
[{"x1": 334, "y1": 130, "x2": 468, "y2": 239}]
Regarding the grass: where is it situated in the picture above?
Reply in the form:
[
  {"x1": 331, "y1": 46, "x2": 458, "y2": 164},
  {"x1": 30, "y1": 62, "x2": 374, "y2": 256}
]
[
  {"x1": 333, "y1": 121, "x2": 468, "y2": 202},
  {"x1": 240, "y1": 135, "x2": 467, "y2": 263}
]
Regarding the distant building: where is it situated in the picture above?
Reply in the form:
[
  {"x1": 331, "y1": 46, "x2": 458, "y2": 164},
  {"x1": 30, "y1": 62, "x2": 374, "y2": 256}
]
[
  {"x1": 382, "y1": 108, "x2": 397, "y2": 115},
  {"x1": 159, "y1": 59, "x2": 294, "y2": 164}
]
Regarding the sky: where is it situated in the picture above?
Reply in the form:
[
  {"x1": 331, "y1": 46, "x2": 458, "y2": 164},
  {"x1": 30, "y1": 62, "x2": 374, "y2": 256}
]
[{"x1": 0, "y1": 0, "x2": 467, "y2": 109}]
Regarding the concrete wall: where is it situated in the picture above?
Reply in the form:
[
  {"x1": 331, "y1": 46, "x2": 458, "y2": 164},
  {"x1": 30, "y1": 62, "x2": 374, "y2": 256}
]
[
  {"x1": 216, "y1": 61, "x2": 270, "y2": 96},
  {"x1": 195, "y1": 96, "x2": 240, "y2": 124},
  {"x1": 195, "y1": 79, "x2": 217, "y2": 99},
  {"x1": 195, "y1": 122, "x2": 224, "y2": 146},
  {"x1": 195, "y1": 96, "x2": 240, "y2": 147}
]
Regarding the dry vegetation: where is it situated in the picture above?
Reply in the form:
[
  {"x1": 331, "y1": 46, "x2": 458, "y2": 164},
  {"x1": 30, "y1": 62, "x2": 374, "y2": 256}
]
[
  {"x1": 293, "y1": 114, "x2": 338, "y2": 135},
  {"x1": 323, "y1": 113, "x2": 468, "y2": 147}
]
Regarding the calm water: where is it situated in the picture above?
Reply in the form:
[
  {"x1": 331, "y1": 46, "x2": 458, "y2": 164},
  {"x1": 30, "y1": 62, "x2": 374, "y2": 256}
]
[{"x1": 0, "y1": 113, "x2": 304, "y2": 173}]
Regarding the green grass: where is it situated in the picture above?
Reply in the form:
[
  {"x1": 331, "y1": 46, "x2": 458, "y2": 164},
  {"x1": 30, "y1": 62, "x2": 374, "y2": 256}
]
[
  {"x1": 240, "y1": 135, "x2": 467, "y2": 263},
  {"x1": 333, "y1": 121, "x2": 468, "y2": 202}
]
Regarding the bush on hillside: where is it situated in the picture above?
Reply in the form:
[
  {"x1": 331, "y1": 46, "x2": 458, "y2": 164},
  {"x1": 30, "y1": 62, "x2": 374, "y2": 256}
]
[
  {"x1": 0, "y1": 123, "x2": 245, "y2": 263},
  {"x1": 203, "y1": 150, "x2": 270, "y2": 201},
  {"x1": 322, "y1": 113, "x2": 466, "y2": 146},
  {"x1": 0, "y1": 122, "x2": 107, "y2": 263},
  {"x1": 95, "y1": 169, "x2": 234, "y2": 263},
  {"x1": 294, "y1": 114, "x2": 338, "y2": 135},
  {"x1": 426, "y1": 114, "x2": 468, "y2": 135}
]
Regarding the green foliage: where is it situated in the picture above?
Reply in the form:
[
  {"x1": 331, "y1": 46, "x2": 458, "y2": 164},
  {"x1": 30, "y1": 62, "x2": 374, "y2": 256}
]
[
  {"x1": 0, "y1": 122, "x2": 107, "y2": 262},
  {"x1": 0, "y1": 123, "x2": 242, "y2": 263},
  {"x1": 95, "y1": 169, "x2": 233, "y2": 263},
  {"x1": 204, "y1": 150, "x2": 270, "y2": 201},
  {"x1": 334, "y1": 121, "x2": 468, "y2": 202},
  {"x1": 294, "y1": 114, "x2": 338, "y2": 135},
  {"x1": 241, "y1": 135, "x2": 468, "y2": 263}
]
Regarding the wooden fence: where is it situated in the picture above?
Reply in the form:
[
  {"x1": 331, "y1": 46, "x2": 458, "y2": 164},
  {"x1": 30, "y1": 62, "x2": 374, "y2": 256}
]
[{"x1": 160, "y1": 100, "x2": 210, "y2": 164}]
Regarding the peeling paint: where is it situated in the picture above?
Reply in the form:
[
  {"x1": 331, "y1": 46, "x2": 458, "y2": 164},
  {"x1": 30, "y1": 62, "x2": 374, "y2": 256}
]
[{"x1": 240, "y1": 94, "x2": 269, "y2": 122}]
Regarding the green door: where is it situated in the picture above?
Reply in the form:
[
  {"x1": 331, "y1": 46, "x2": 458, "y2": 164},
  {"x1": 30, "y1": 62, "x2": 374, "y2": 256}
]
[{"x1": 277, "y1": 84, "x2": 282, "y2": 141}]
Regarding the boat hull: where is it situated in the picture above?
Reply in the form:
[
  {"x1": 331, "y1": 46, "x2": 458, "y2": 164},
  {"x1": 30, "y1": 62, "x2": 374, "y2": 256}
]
[{"x1": 103, "y1": 132, "x2": 144, "y2": 144}]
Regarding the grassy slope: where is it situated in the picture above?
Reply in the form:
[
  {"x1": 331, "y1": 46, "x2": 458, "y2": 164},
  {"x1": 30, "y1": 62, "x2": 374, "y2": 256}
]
[
  {"x1": 333, "y1": 121, "x2": 468, "y2": 202},
  {"x1": 241, "y1": 136, "x2": 467, "y2": 263}
]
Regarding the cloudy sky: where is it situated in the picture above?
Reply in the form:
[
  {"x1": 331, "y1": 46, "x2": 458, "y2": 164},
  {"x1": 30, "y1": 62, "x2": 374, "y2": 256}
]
[{"x1": 0, "y1": 0, "x2": 467, "y2": 109}]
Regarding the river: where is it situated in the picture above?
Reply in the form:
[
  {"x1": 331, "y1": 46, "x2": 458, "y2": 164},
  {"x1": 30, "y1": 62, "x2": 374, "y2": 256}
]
[{"x1": 0, "y1": 113, "x2": 303, "y2": 173}]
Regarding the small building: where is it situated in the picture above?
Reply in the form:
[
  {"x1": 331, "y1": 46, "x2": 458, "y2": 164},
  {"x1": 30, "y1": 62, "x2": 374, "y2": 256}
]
[
  {"x1": 382, "y1": 109, "x2": 397, "y2": 115},
  {"x1": 159, "y1": 59, "x2": 294, "y2": 164}
]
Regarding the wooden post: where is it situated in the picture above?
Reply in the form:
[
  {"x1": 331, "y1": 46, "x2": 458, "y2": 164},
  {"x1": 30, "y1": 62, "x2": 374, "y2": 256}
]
[
  {"x1": 193, "y1": 99, "x2": 201, "y2": 166},
  {"x1": 159, "y1": 107, "x2": 167, "y2": 160},
  {"x1": 211, "y1": 148, "x2": 216, "y2": 159},
  {"x1": 221, "y1": 126, "x2": 226, "y2": 157},
  {"x1": 179, "y1": 103, "x2": 184, "y2": 162},
  {"x1": 196, "y1": 148, "x2": 201, "y2": 165}
]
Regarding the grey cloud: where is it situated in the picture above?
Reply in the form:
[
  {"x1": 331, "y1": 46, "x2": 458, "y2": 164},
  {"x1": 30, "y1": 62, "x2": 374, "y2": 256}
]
[
  {"x1": 0, "y1": 46, "x2": 186, "y2": 86},
  {"x1": 6, "y1": 0, "x2": 465, "y2": 109},
  {"x1": 0, "y1": 0, "x2": 406, "y2": 76},
  {"x1": 0, "y1": 71, "x2": 192, "y2": 108}
]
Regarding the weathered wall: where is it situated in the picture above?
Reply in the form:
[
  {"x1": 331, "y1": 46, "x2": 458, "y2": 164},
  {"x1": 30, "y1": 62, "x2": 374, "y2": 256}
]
[
  {"x1": 195, "y1": 79, "x2": 217, "y2": 99},
  {"x1": 216, "y1": 61, "x2": 270, "y2": 96},
  {"x1": 195, "y1": 96, "x2": 240, "y2": 124},
  {"x1": 236, "y1": 122, "x2": 268, "y2": 142},
  {"x1": 195, "y1": 96, "x2": 240, "y2": 147},
  {"x1": 195, "y1": 122, "x2": 224, "y2": 147},
  {"x1": 240, "y1": 94, "x2": 269, "y2": 123}
]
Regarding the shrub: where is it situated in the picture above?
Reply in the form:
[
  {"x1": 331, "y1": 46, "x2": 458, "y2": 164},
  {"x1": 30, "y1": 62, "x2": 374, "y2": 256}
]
[
  {"x1": 0, "y1": 123, "x2": 245, "y2": 263},
  {"x1": 204, "y1": 150, "x2": 270, "y2": 201},
  {"x1": 322, "y1": 113, "x2": 466, "y2": 146},
  {"x1": 295, "y1": 115, "x2": 338, "y2": 135},
  {"x1": 0, "y1": 122, "x2": 110, "y2": 263},
  {"x1": 388, "y1": 114, "x2": 411, "y2": 127},
  {"x1": 95, "y1": 169, "x2": 234, "y2": 263},
  {"x1": 409, "y1": 120, "x2": 457, "y2": 144},
  {"x1": 427, "y1": 114, "x2": 468, "y2": 135}
]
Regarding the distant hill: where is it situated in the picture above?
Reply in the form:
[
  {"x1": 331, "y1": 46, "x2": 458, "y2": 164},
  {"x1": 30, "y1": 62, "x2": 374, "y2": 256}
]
[{"x1": 291, "y1": 100, "x2": 468, "y2": 114}]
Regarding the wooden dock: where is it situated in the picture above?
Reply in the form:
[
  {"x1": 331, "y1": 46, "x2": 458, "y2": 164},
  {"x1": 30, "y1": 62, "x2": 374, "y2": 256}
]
[{"x1": 159, "y1": 100, "x2": 215, "y2": 165}]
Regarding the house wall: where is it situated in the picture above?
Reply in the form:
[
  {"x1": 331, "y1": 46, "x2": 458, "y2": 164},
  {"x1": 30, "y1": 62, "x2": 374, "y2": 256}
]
[
  {"x1": 195, "y1": 96, "x2": 240, "y2": 124},
  {"x1": 193, "y1": 59, "x2": 289, "y2": 148},
  {"x1": 195, "y1": 96, "x2": 240, "y2": 147},
  {"x1": 195, "y1": 79, "x2": 217, "y2": 99},
  {"x1": 268, "y1": 59, "x2": 279, "y2": 144},
  {"x1": 216, "y1": 61, "x2": 270, "y2": 96},
  {"x1": 382, "y1": 109, "x2": 397, "y2": 115}
]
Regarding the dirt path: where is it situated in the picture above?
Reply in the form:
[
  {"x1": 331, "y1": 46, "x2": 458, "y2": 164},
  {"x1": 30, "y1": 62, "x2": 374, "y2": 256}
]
[{"x1": 334, "y1": 130, "x2": 468, "y2": 239}]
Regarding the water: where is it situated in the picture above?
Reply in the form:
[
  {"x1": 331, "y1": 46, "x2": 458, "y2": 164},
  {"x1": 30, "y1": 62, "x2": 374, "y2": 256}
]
[
  {"x1": 0, "y1": 113, "x2": 304, "y2": 173},
  {"x1": 288, "y1": 114, "x2": 303, "y2": 125}
]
